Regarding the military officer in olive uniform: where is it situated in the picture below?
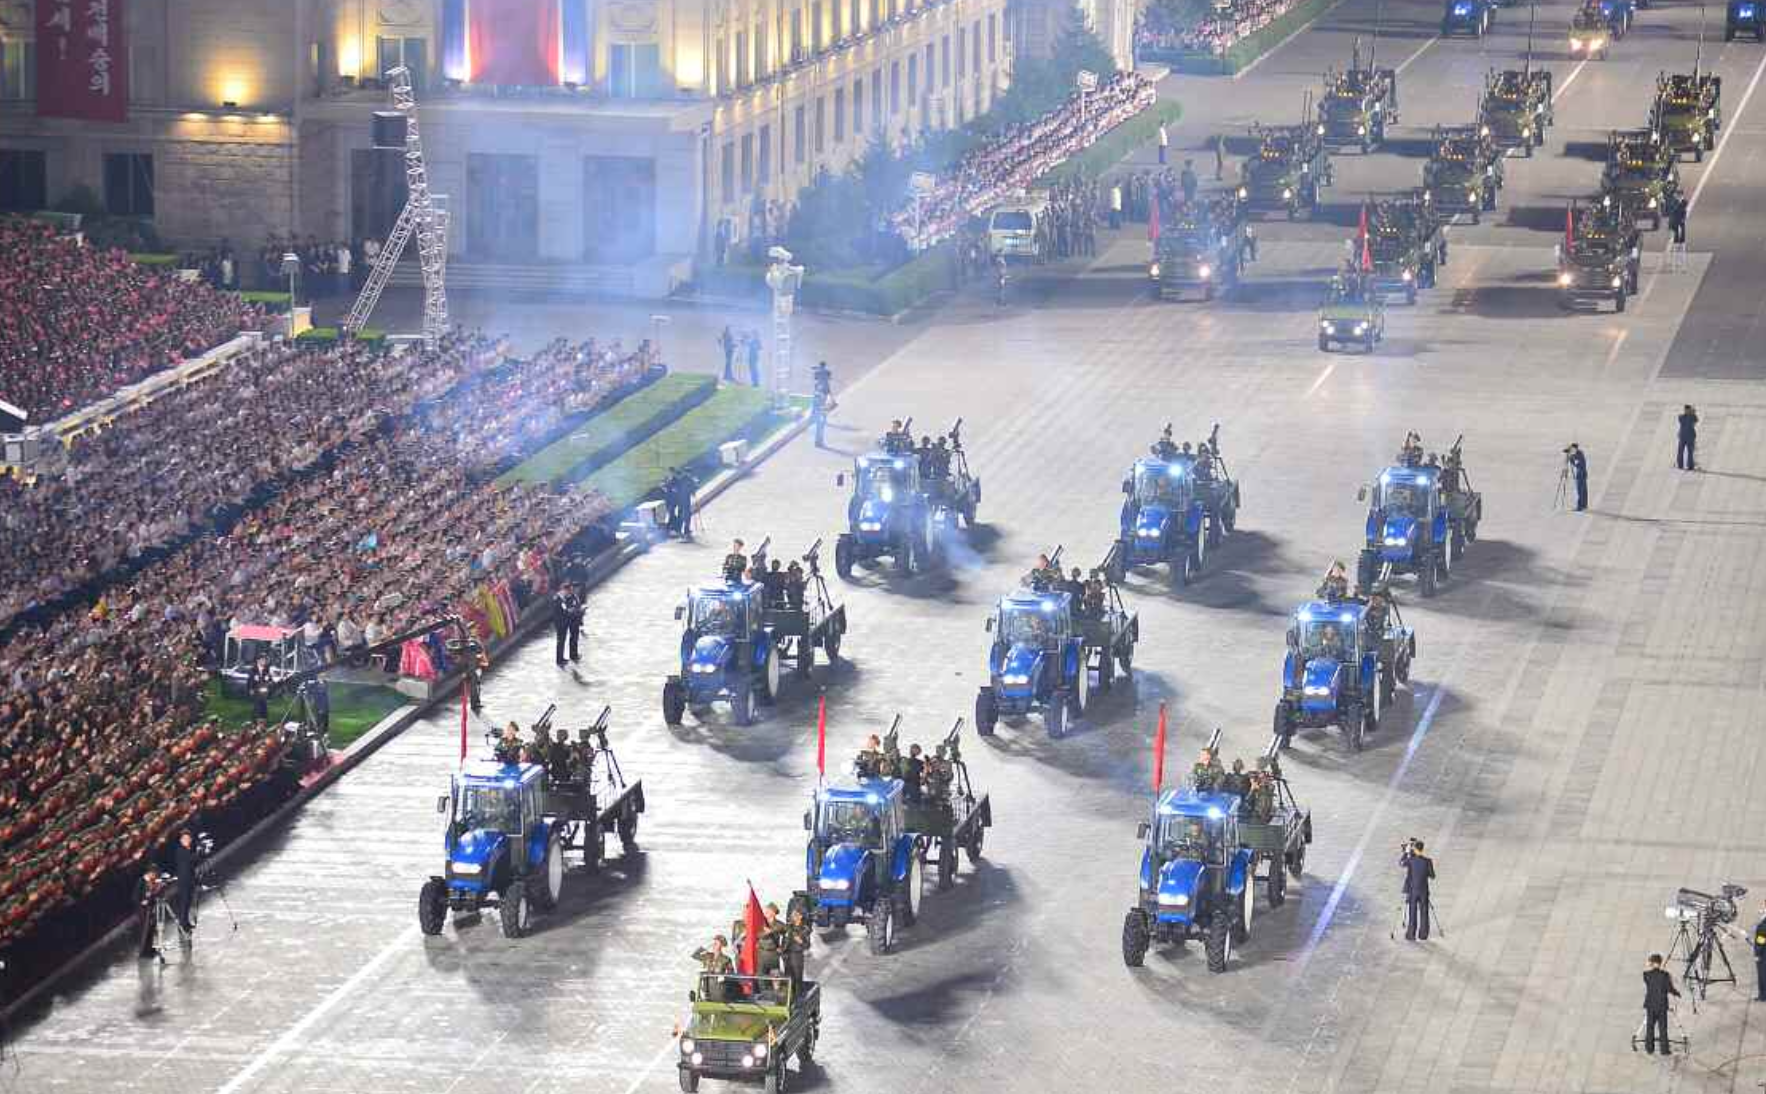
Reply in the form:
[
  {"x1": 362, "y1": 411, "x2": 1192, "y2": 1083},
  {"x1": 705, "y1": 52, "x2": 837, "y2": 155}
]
[
  {"x1": 854, "y1": 734, "x2": 884, "y2": 778},
  {"x1": 692, "y1": 934, "x2": 736, "y2": 1001},
  {"x1": 778, "y1": 906, "x2": 812, "y2": 993},
  {"x1": 723, "y1": 539, "x2": 749, "y2": 583},
  {"x1": 1191, "y1": 747, "x2": 1225, "y2": 791}
]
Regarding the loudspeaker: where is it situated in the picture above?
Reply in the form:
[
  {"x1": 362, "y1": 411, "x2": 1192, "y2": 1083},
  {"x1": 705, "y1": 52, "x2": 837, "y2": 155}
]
[{"x1": 371, "y1": 111, "x2": 408, "y2": 150}]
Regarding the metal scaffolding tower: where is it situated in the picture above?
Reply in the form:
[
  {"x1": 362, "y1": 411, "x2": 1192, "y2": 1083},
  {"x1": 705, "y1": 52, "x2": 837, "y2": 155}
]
[{"x1": 342, "y1": 65, "x2": 449, "y2": 347}]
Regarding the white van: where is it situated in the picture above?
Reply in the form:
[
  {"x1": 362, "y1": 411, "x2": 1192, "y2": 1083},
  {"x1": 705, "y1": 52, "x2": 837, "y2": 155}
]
[{"x1": 988, "y1": 197, "x2": 1049, "y2": 262}]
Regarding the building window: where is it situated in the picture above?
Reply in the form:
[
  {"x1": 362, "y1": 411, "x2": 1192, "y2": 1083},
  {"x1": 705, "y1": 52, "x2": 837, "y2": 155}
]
[
  {"x1": 889, "y1": 62, "x2": 899, "y2": 116},
  {"x1": 852, "y1": 81, "x2": 863, "y2": 134},
  {"x1": 609, "y1": 43, "x2": 664, "y2": 98},
  {"x1": 812, "y1": 0, "x2": 824, "y2": 51},
  {"x1": 794, "y1": 105, "x2": 806, "y2": 163},
  {"x1": 0, "y1": 149, "x2": 47, "y2": 212},
  {"x1": 102, "y1": 153, "x2": 154, "y2": 218},
  {"x1": 757, "y1": 24, "x2": 770, "y2": 78},
  {"x1": 377, "y1": 36, "x2": 427, "y2": 91},
  {"x1": 741, "y1": 134, "x2": 754, "y2": 192},
  {"x1": 988, "y1": 14, "x2": 997, "y2": 61},
  {"x1": 759, "y1": 124, "x2": 772, "y2": 183},
  {"x1": 736, "y1": 31, "x2": 749, "y2": 86},
  {"x1": 973, "y1": 20, "x2": 982, "y2": 75},
  {"x1": 583, "y1": 157, "x2": 656, "y2": 263},
  {"x1": 907, "y1": 54, "x2": 917, "y2": 105},
  {"x1": 814, "y1": 97, "x2": 826, "y2": 153},
  {"x1": 721, "y1": 142, "x2": 735, "y2": 203},
  {"x1": 834, "y1": 88, "x2": 846, "y2": 143},
  {"x1": 792, "y1": 8, "x2": 804, "y2": 61},
  {"x1": 943, "y1": 35, "x2": 952, "y2": 86},
  {"x1": 0, "y1": 40, "x2": 36, "y2": 101}
]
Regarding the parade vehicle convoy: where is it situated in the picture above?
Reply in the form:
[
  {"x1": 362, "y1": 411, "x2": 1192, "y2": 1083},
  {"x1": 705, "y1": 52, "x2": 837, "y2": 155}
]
[
  {"x1": 1601, "y1": 129, "x2": 1680, "y2": 230},
  {"x1": 974, "y1": 547, "x2": 1140, "y2": 738},
  {"x1": 1570, "y1": 6, "x2": 1613, "y2": 57},
  {"x1": 1558, "y1": 203, "x2": 1641, "y2": 311},
  {"x1": 1121, "y1": 732, "x2": 1313, "y2": 972},
  {"x1": 1317, "y1": 272, "x2": 1386, "y2": 353},
  {"x1": 834, "y1": 419, "x2": 981, "y2": 579},
  {"x1": 420, "y1": 704, "x2": 645, "y2": 938},
  {"x1": 1318, "y1": 49, "x2": 1400, "y2": 152},
  {"x1": 1729, "y1": 0, "x2": 1764, "y2": 40},
  {"x1": 1442, "y1": 0, "x2": 1497, "y2": 37},
  {"x1": 1595, "y1": 0, "x2": 1635, "y2": 36},
  {"x1": 1109, "y1": 427, "x2": 1241, "y2": 587},
  {"x1": 1422, "y1": 126, "x2": 1504, "y2": 220},
  {"x1": 1237, "y1": 120, "x2": 1332, "y2": 220},
  {"x1": 678, "y1": 973, "x2": 821, "y2": 1094},
  {"x1": 1273, "y1": 586, "x2": 1416, "y2": 752},
  {"x1": 1149, "y1": 197, "x2": 1244, "y2": 301},
  {"x1": 1480, "y1": 68, "x2": 1554, "y2": 154},
  {"x1": 801, "y1": 773, "x2": 926, "y2": 955},
  {"x1": 1651, "y1": 71, "x2": 1722, "y2": 161}
]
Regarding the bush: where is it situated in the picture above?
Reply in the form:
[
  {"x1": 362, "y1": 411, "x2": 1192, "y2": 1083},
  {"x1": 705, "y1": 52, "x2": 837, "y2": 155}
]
[
  {"x1": 239, "y1": 290, "x2": 293, "y2": 310},
  {"x1": 295, "y1": 326, "x2": 385, "y2": 344},
  {"x1": 128, "y1": 252, "x2": 180, "y2": 267}
]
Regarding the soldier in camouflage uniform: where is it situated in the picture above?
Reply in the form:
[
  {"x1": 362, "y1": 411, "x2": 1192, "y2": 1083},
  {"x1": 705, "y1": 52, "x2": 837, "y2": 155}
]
[
  {"x1": 925, "y1": 745, "x2": 954, "y2": 801},
  {"x1": 854, "y1": 734, "x2": 884, "y2": 778},
  {"x1": 1190, "y1": 747, "x2": 1225, "y2": 791}
]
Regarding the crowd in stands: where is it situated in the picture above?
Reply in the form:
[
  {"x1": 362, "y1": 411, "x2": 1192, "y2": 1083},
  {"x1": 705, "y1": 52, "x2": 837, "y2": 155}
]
[
  {"x1": 892, "y1": 71, "x2": 1158, "y2": 251},
  {"x1": 0, "y1": 219, "x2": 264, "y2": 422},
  {"x1": 1135, "y1": 0, "x2": 1308, "y2": 57},
  {"x1": 0, "y1": 322, "x2": 661, "y2": 954}
]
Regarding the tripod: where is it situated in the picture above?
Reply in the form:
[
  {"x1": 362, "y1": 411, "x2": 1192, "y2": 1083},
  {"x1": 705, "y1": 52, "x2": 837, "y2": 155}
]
[
  {"x1": 1390, "y1": 896, "x2": 1449, "y2": 940},
  {"x1": 1554, "y1": 460, "x2": 1571, "y2": 511},
  {"x1": 1667, "y1": 912, "x2": 1737, "y2": 1007}
]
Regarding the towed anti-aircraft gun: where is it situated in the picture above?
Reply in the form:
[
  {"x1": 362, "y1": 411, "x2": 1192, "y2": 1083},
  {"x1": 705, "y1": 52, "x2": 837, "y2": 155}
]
[
  {"x1": 751, "y1": 537, "x2": 849, "y2": 679},
  {"x1": 899, "y1": 717, "x2": 994, "y2": 889},
  {"x1": 1480, "y1": 68, "x2": 1554, "y2": 155},
  {"x1": 1601, "y1": 128, "x2": 1679, "y2": 230}
]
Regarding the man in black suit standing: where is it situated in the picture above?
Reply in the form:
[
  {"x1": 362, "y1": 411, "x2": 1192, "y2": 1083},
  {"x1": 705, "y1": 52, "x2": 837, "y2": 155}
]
[
  {"x1": 553, "y1": 582, "x2": 584, "y2": 666},
  {"x1": 1643, "y1": 954, "x2": 1681, "y2": 1055},
  {"x1": 1401, "y1": 838, "x2": 1436, "y2": 941},
  {"x1": 171, "y1": 829, "x2": 199, "y2": 935}
]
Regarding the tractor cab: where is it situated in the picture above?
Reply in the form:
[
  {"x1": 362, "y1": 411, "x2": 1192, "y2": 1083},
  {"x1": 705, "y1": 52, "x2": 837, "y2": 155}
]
[
  {"x1": 682, "y1": 582, "x2": 762, "y2": 644},
  {"x1": 440, "y1": 759, "x2": 549, "y2": 895},
  {"x1": 991, "y1": 590, "x2": 1075, "y2": 655},
  {"x1": 846, "y1": 452, "x2": 924, "y2": 544}
]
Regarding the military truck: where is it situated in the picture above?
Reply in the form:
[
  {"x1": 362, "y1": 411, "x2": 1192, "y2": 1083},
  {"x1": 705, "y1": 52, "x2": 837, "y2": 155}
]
[
  {"x1": 1367, "y1": 196, "x2": 1446, "y2": 303},
  {"x1": 1273, "y1": 586, "x2": 1415, "y2": 752},
  {"x1": 678, "y1": 973, "x2": 821, "y2": 1093},
  {"x1": 1317, "y1": 49, "x2": 1400, "y2": 152},
  {"x1": 1480, "y1": 69, "x2": 1553, "y2": 155},
  {"x1": 1237, "y1": 122, "x2": 1331, "y2": 220},
  {"x1": 1601, "y1": 129, "x2": 1679, "y2": 230},
  {"x1": 1422, "y1": 126, "x2": 1504, "y2": 221},
  {"x1": 1651, "y1": 72, "x2": 1722, "y2": 162},
  {"x1": 1149, "y1": 197, "x2": 1243, "y2": 301},
  {"x1": 1443, "y1": 0, "x2": 1497, "y2": 36},
  {"x1": 1557, "y1": 202, "x2": 1640, "y2": 311},
  {"x1": 1570, "y1": 5, "x2": 1613, "y2": 57},
  {"x1": 1728, "y1": 0, "x2": 1765, "y2": 40},
  {"x1": 1317, "y1": 272, "x2": 1386, "y2": 352}
]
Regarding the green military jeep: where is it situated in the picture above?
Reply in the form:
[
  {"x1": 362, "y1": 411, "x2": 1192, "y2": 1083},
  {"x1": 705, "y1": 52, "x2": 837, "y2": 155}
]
[
  {"x1": 679, "y1": 974, "x2": 822, "y2": 1093},
  {"x1": 1318, "y1": 274, "x2": 1387, "y2": 353}
]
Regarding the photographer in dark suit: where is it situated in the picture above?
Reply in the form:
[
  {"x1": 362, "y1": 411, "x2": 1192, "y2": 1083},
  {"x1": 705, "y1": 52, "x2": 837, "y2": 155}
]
[
  {"x1": 136, "y1": 867, "x2": 166, "y2": 960},
  {"x1": 1401, "y1": 838, "x2": 1436, "y2": 941},
  {"x1": 171, "y1": 829, "x2": 199, "y2": 934},
  {"x1": 1566, "y1": 444, "x2": 1589, "y2": 512},
  {"x1": 1642, "y1": 954, "x2": 1680, "y2": 1055},
  {"x1": 245, "y1": 654, "x2": 274, "y2": 722}
]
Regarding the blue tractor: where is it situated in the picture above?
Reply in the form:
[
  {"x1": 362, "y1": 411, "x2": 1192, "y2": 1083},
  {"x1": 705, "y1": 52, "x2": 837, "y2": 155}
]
[
  {"x1": 1272, "y1": 587, "x2": 1415, "y2": 752},
  {"x1": 1120, "y1": 785, "x2": 1257, "y2": 973},
  {"x1": 801, "y1": 777, "x2": 926, "y2": 955},
  {"x1": 419, "y1": 706, "x2": 645, "y2": 939},
  {"x1": 1356, "y1": 455, "x2": 1456, "y2": 597},
  {"x1": 833, "y1": 420, "x2": 980, "y2": 580},
  {"x1": 662, "y1": 579, "x2": 783, "y2": 727},
  {"x1": 1110, "y1": 428, "x2": 1241, "y2": 589}
]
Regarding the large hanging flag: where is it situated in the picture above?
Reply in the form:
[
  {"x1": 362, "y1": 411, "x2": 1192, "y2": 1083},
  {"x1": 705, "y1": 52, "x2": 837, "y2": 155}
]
[
  {"x1": 1358, "y1": 205, "x2": 1373, "y2": 273},
  {"x1": 36, "y1": 0, "x2": 129, "y2": 122},
  {"x1": 467, "y1": 0, "x2": 562, "y2": 86},
  {"x1": 739, "y1": 883, "x2": 766, "y2": 975},
  {"x1": 814, "y1": 693, "x2": 828, "y2": 779},
  {"x1": 1152, "y1": 701, "x2": 1169, "y2": 793}
]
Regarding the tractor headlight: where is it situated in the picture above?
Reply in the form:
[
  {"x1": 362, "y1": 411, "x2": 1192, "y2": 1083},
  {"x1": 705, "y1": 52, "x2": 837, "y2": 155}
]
[
  {"x1": 1570, "y1": 37, "x2": 1583, "y2": 49},
  {"x1": 1321, "y1": 320, "x2": 1336, "y2": 333},
  {"x1": 753, "y1": 1044, "x2": 768, "y2": 1060},
  {"x1": 1149, "y1": 262, "x2": 1161, "y2": 278},
  {"x1": 1611, "y1": 275, "x2": 1623, "y2": 288},
  {"x1": 1358, "y1": 124, "x2": 1368, "y2": 135},
  {"x1": 1303, "y1": 685, "x2": 1331, "y2": 697},
  {"x1": 1354, "y1": 322, "x2": 1368, "y2": 335},
  {"x1": 1282, "y1": 187, "x2": 1293, "y2": 200},
  {"x1": 1481, "y1": 125, "x2": 1491, "y2": 137},
  {"x1": 1384, "y1": 535, "x2": 1409, "y2": 546},
  {"x1": 1317, "y1": 124, "x2": 1326, "y2": 135},
  {"x1": 858, "y1": 520, "x2": 882, "y2": 531},
  {"x1": 1648, "y1": 196, "x2": 1658, "y2": 208},
  {"x1": 1002, "y1": 673, "x2": 1031, "y2": 685},
  {"x1": 1592, "y1": 36, "x2": 1606, "y2": 47},
  {"x1": 1402, "y1": 269, "x2": 1413, "y2": 281},
  {"x1": 451, "y1": 861, "x2": 481, "y2": 874},
  {"x1": 1157, "y1": 892, "x2": 1191, "y2": 906},
  {"x1": 1238, "y1": 186, "x2": 1249, "y2": 199},
  {"x1": 1137, "y1": 527, "x2": 1160, "y2": 538},
  {"x1": 1198, "y1": 264, "x2": 1212, "y2": 279},
  {"x1": 1557, "y1": 271, "x2": 1573, "y2": 286},
  {"x1": 819, "y1": 878, "x2": 850, "y2": 891},
  {"x1": 691, "y1": 662, "x2": 718, "y2": 674},
  {"x1": 681, "y1": 1039, "x2": 696, "y2": 1056},
  {"x1": 1522, "y1": 126, "x2": 1532, "y2": 137}
]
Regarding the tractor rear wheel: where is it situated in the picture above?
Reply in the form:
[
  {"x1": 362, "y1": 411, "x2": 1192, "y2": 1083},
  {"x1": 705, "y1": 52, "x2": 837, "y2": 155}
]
[
  {"x1": 938, "y1": 840, "x2": 957, "y2": 890},
  {"x1": 499, "y1": 886, "x2": 533, "y2": 938},
  {"x1": 418, "y1": 878, "x2": 447, "y2": 936},
  {"x1": 732, "y1": 684, "x2": 757, "y2": 727},
  {"x1": 531, "y1": 832, "x2": 564, "y2": 911},
  {"x1": 1343, "y1": 703, "x2": 1365, "y2": 753},
  {"x1": 1419, "y1": 555, "x2": 1439, "y2": 597},
  {"x1": 899, "y1": 856, "x2": 924, "y2": 927},
  {"x1": 662, "y1": 679, "x2": 686, "y2": 726},
  {"x1": 1367, "y1": 679, "x2": 1383, "y2": 734},
  {"x1": 974, "y1": 688, "x2": 998, "y2": 737},
  {"x1": 1072, "y1": 654, "x2": 1091, "y2": 715},
  {"x1": 834, "y1": 537, "x2": 855, "y2": 579},
  {"x1": 1223, "y1": 502, "x2": 1237, "y2": 533},
  {"x1": 1206, "y1": 905, "x2": 1233, "y2": 973},
  {"x1": 1122, "y1": 909, "x2": 1152, "y2": 967},
  {"x1": 825, "y1": 627, "x2": 842, "y2": 665},
  {"x1": 866, "y1": 901, "x2": 896, "y2": 955},
  {"x1": 757, "y1": 650, "x2": 781, "y2": 706},
  {"x1": 1117, "y1": 644, "x2": 1133, "y2": 680}
]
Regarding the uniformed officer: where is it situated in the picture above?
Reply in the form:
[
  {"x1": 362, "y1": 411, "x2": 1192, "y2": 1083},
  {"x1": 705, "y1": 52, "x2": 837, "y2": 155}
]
[
  {"x1": 692, "y1": 934, "x2": 736, "y2": 1001},
  {"x1": 1063, "y1": 567, "x2": 1086, "y2": 604},
  {"x1": 1026, "y1": 554, "x2": 1060, "y2": 591},
  {"x1": 546, "y1": 729, "x2": 572, "y2": 778},
  {"x1": 925, "y1": 745, "x2": 953, "y2": 800},
  {"x1": 1152, "y1": 426, "x2": 1179, "y2": 461},
  {"x1": 1318, "y1": 561, "x2": 1350, "y2": 601},
  {"x1": 723, "y1": 539, "x2": 749, "y2": 583},
  {"x1": 1191, "y1": 747, "x2": 1224, "y2": 791},
  {"x1": 1752, "y1": 901, "x2": 1766, "y2": 1001},
  {"x1": 1223, "y1": 758, "x2": 1248, "y2": 796},
  {"x1": 854, "y1": 734, "x2": 884, "y2": 778},
  {"x1": 494, "y1": 721, "x2": 523, "y2": 765},
  {"x1": 246, "y1": 654, "x2": 274, "y2": 722},
  {"x1": 779, "y1": 907, "x2": 812, "y2": 994},
  {"x1": 1248, "y1": 770, "x2": 1276, "y2": 822},
  {"x1": 756, "y1": 903, "x2": 787, "y2": 974},
  {"x1": 902, "y1": 744, "x2": 926, "y2": 804}
]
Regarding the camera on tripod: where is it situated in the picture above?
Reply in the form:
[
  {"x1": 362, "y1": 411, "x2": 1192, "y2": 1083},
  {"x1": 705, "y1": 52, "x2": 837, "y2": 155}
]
[{"x1": 1666, "y1": 883, "x2": 1745, "y2": 926}]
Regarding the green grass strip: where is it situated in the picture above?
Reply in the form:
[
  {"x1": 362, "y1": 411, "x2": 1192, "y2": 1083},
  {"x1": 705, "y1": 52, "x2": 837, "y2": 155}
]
[
  {"x1": 579, "y1": 386, "x2": 798, "y2": 511},
  {"x1": 202, "y1": 678, "x2": 410, "y2": 749},
  {"x1": 499, "y1": 373, "x2": 717, "y2": 486},
  {"x1": 128, "y1": 252, "x2": 180, "y2": 266}
]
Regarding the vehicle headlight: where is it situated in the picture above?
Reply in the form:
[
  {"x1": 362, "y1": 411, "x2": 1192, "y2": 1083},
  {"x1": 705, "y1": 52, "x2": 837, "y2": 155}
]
[
  {"x1": 1157, "y1": 892, "x2": 1191, "y2": 906},
  {"x1": 1593, "y1": 36, "x2": 1605, "y2": 46},
  {"x1": 691, "y1": 662, "x2": 718, "y2": 674},
  {"x1": 1303, "y1": 685, "x2": 1331, "y2": 697},
  {"x1": 1522, "y1": 126, "x2": 1532, "y2": 137},
  {"x1": 1001, "y1": 673, "x2": 1031, "y2": 685},
  {"x1": 1384, "y1": 535, "x2": 1408, "y2": 546},
  {"x1": 451, "y1": 861, "x2": 480, "y2": 874},
  {"x1": 1358, "y1": 124, "x2": 1368, "y2": 135},
  {"x1": 753, "y1": 1044, "x2": 768, "y2": 1060},
  {"x1": 1570, "y1": 38, "x2": 1582, "y2": 49},
  {"x1": 1238, "y1": 186, "x2": 1249, "y2": 199},
  {"x1": 1282, "y1": 188, "x2": 1293, "y2": 200},
  {"x1": 1149, "y1": 262, "x2": 1161, "y2": 278},
  {"x1": 1354, "y1": 322, "x2": 1368, "y2": 334},
  {"x1": 1317, "y1": 124, "x2": 1326, "y2": 135},
  {"x1": 1321, "y1": 320, "x2": 1336, "y2": 333},
  {"x1": 1137, "y1": 527, "x2": 1160, "y2": 538},
  {"x1": 858, "y1": 520, "x2": 882, "y2": 531},
  {"x1": 1402, "y1": 269, "x2": 1413, "y2": 281},
  {"x1": 1481, "y1": 125, "x2": 1491, "y2": 137},
  {"x1": 1198, "y1": 264, "x2": 1212, "y2": 279},
  {"x1": 741, "y1": 1054, "x2": 755, "y2": 1068},
  {"x1": 819, "y1": 877, "x2": 850, "y2": 891},
  {"x1": 1648, "y1": 196, "x2": 1658, "y2": 208},
  {"x1": 1557, "y1": 271, "x2": 1573, "y2": 286},
  {"x1": 1611, "y1": 275, "x2": 1623, "y2": 288},
  {"x1": 691, "y1": 1052, "x2": 704, "y2": 1066},
  {"x1": 681, "y1": 1038, "x2": 696, "y2": 1056}
]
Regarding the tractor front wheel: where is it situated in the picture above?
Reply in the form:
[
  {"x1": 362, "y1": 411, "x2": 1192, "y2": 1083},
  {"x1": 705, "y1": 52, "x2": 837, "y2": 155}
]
[
  {"x1": 1231, "y1": 884, "x2": 1252, "y2": 944},
  {"x1": 1343, "y1": 703, "x2": 1365, "y2": 753},
  {"x1": 1122, "y1": 909, "x2": 1152, "y2": 968},
  {"x1": 1206, "y1": 905, "x2": 1233, "y2": 973},
  {"x1": 418, "y1": 878, "x2": 447, "y2": 936},
  {"x1": 662, "y1": 678, "x2": 686, "y2": 726},
  {"x1": 531, "y1": 832, "x2": 564, "y2": 911},
  {"x1": 866, "y1": 900, "x2": 897, "y2": 955},
  {"x1": 834, "y1": 537, "x2": 855, "y2": 579},
  {"x1": 499, "y1": 886, "x2": 533, "y2": 939}
]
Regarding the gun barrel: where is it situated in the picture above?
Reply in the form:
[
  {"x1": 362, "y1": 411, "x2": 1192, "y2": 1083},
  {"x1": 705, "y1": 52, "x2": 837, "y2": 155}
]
[
  {"x1": 949, "y1": 417, "x2": 964, "y2": 435},
  {"x1": 803, "y1": 537, "x2": 823, "y2": 560},
  {"x1": 944, "y1": 717, "x2": 966, "y2": 745},
  {"x1": 534, "y1": 703, "x2": 558, "y2": 733},
  {"x1": 902, "y1": 416, "x2": 914, "y2": 434},
  {"x1": 1205, "y1": 726, "x2": 1223, "y2": 753},
  {"x1": 1048, "y1": 544, "x2": 1065, "y2": 567},
  {"x1": 755, "y1": 535, "x2": 772, "y2": 557},
  {"x1": 887, "y1": 713, "x2": 903, "y2": 739},
  {"x1": 590, "y1": 704, "x2": 612, "y2": 733}
]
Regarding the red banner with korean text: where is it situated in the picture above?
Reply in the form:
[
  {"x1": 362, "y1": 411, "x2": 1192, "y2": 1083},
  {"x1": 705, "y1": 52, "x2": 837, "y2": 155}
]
[
  {"x1": 467, "y1": 0, "x2": 560, "y2": 87},
  {"x1": 36, "y1": 0, "x2": 128, "y2": 122}
]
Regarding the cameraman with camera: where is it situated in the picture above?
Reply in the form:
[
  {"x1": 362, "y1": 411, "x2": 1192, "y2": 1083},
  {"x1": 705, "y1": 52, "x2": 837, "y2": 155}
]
[
  {"x1": 1565, "y1": 444, "x2": 1589, "y2": 512},
  {"x1": 172, "y1": 829, "x2": 201, "y2": 934},
  {"x1": 1401, "y1": 838, "x2": 1436, "y2": 941}
]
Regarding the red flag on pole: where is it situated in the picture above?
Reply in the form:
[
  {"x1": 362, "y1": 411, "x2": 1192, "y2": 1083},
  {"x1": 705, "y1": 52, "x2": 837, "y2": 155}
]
[
  {"x1": 814, "y1": 693, "x2": 828, "y2": 779},
  {"x1": 1565, "y1": 205, "x2": 1574, "y2": 250},
  {"x1": 739, "y1": 883, "x2": 765, "y2": 975},
  {"x1": 1152, "y1": 701, "x2": 1169, "y2": 793},
  {"x1": 1148, "y1": 196, "x2": 1162, "y2": 243},
  {"x1": 1358, "y1": 205, "x2": 1373, "y2": 273},
  {"x1": 459, "y1": 677, "x2": 470, "y2": 765}
]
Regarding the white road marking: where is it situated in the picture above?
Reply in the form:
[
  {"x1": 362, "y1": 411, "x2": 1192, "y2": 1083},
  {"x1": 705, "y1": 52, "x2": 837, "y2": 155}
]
[
  {"x1": 1602, "y1": 327, "x2": 1630, "y2": 370},
  {"x1": 1306, "y1": 361, "x2": 1337, "y2": 396},
  {"x1": 1394, "y1": 35, "x2": 1441, "y2": 76},
  {"x1": 214, "y1": 924, "x2": 422, "y2": 1094},
  {"x1": 1552, "y1": 58, "x2": 1591, "y2": 104}
]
